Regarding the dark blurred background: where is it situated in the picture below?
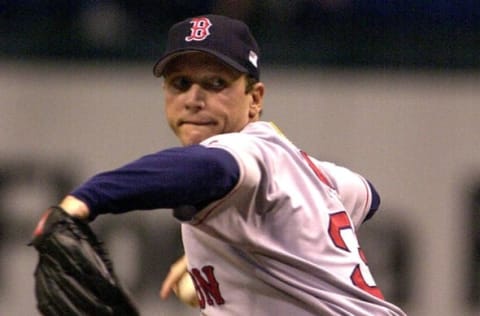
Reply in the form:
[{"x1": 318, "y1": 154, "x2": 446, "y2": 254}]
[{"x1": 1, "y1": 0, "x2": 479, "y2": 69}]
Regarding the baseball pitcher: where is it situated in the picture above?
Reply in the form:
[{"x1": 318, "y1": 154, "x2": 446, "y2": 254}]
[{"x1": 32, "y1": 14, "x2": 407, "y2": 316}]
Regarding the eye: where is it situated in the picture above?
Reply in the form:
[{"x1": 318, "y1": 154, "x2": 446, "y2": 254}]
[
  {"x1": 168, "y1": 76, "x2": 192, "y2": 92},
  {"x1": 202, "y1": 77, "x2": 228, "y2": 91}
]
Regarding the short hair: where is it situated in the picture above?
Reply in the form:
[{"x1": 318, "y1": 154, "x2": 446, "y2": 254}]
[{"x1": 245, "y1": 75, "x2": 259, "y2": 94}]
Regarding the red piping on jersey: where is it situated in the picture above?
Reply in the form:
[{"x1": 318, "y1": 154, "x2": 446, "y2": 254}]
[{"x1": 300, "y1": 150, "x2": 334, "y2": 189}]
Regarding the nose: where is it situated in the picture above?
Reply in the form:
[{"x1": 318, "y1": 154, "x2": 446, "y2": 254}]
[{"x1": 184, "y1": 83, "x2": 206, "y2": 111}]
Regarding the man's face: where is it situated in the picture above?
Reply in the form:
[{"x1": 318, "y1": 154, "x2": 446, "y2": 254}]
[{"x1": 162, "y1": 52, "x2": 263, "y2": 146}]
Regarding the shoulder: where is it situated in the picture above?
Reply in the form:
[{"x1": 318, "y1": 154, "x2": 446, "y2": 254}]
[
  {"x1": 201, "y1": 121, "x2": 276, "y2": 154},
  {"x1": 205, "y1": 121, "x2": 290, "y2": 147},
  {"x1": 314, "y1": 159, "x2": 379, "y2": 225},
  {"x1": 199, "y1": 122, "x2": 283, "y2": 186}
]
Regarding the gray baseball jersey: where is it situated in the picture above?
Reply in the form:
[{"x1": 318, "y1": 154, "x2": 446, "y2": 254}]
[{"x1": 179, "y1": 121, "x2": 406, "y2": 316}]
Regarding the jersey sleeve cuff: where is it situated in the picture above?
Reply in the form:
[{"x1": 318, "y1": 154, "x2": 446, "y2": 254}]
[{"x1": 364, "y1": 180, "x2": 381, "y2": 222}]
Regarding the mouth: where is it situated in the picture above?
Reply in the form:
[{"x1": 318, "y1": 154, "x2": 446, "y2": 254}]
[{"x1": 178, "y1": 119, "x2": 216, "y2": 127}]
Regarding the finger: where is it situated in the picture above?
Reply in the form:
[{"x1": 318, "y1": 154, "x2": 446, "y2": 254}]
[{"x1": 159, "y1": 255, "x2": 188, "y2": 299}]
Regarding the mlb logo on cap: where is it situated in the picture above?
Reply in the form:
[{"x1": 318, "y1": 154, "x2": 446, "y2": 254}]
[{"x1": 153, "y1": 15, "x2": 261, "y2": 80}]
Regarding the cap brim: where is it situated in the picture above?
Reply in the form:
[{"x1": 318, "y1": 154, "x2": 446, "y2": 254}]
[{"x1": 153, "y1": 48, "x2": 248, "y2": 77}]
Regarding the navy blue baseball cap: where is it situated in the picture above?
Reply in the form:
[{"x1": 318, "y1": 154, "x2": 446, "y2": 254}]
[{"x1": 153, "y1": 15, "x2": 260, "y2": 80}]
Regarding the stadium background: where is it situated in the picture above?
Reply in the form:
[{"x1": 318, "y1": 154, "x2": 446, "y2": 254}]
[{"x1": 1, "y1": 1, "x2": 479, "y2": 315}]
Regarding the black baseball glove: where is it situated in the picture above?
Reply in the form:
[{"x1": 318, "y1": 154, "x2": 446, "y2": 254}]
[{"x1": 30, "y1": 206, "x2": 140, "y2": 316}]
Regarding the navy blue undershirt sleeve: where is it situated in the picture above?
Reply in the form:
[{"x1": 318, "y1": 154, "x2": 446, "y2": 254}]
[
  {"x1": 363, "y1": 180, "x2": 381, "y2": 222},
  {"x1": 70, "y1": 145, "x2": 239, "y2": 219}
]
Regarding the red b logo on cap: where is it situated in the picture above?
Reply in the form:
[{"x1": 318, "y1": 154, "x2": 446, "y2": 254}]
[{"x1": 185, "y1": 17, "x2": 212, "y2": 42}]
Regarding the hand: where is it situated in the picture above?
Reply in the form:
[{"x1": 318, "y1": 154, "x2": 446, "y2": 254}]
[
  {"x1": 159, "y1": 255, "x2": 188, "y2": 300},
  {"x1": 58, "y1": 195, "x2": 90, "y2": 220}
]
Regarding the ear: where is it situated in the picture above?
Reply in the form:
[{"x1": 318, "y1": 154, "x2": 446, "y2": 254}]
[{"x1": 248, "y1": 82, "x2": 265, "y2": 119}]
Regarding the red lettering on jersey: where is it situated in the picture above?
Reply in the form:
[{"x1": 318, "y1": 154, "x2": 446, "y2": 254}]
[
  {"x1": 185, "y1": 17, "x2": 212, "y2": 42},
  {"x1": 328, "y1": 211, "x2": 350, "y2": 251},
  {"x1": 190, "y1": 265, "x2": 225, "y2": 308},
  {"x1": 351, "y1": 265, "x2": 384, "y2": 299},
  {"x1": 328, "y1": 211, "x2": 384, "y2": 299}
]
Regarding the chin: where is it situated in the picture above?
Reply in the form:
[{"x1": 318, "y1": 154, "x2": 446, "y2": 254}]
[
  {"x1": 178, "y1": 127, "x2": 220, "y2": 146},
  {"x1": 180, "y1": 135, "x2": 209, "y2": 146}
]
